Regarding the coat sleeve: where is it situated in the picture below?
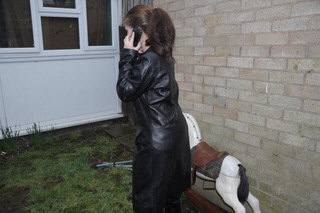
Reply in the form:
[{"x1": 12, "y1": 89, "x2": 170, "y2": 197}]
[{"x1": 116, "y1": 48, "x2": 153, "y2": 102}]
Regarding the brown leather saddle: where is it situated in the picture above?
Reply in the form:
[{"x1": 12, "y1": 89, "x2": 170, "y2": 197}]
[{"x1": 192, "y1": 141, "x2": 228, "y2": 184}]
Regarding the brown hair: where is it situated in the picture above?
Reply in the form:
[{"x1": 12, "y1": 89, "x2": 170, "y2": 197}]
[{"x1": 124, "y1": 6, "x2": 175, "y2": 63}]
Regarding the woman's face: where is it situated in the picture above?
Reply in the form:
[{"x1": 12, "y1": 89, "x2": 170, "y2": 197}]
[{"x1": 124, "y1": 24, "x2": 149, "y2": 53}]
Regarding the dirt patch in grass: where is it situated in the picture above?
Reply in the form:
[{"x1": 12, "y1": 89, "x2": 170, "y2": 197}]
[{"x1": 0, "y1": 186, "x2": 29, "y2": 213}]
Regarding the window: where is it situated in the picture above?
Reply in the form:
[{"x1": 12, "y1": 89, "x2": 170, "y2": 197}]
[
  {"x1": 41, "y1": 17, "x2": 79, "y2": 50},
  {"x1": 86, "y1": 0, "x2": 112, "y2": 46},
  {"x1": 0, "y1": 0, "x2": 117, "y2": 54},
  {"x1": 0, "y1": 0, "x2": 34, "y2": 48}
]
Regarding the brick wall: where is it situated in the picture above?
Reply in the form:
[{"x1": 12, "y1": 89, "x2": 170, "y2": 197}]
[{"x1": 153, "y1": 0, "x2": 320, "y2": 212}]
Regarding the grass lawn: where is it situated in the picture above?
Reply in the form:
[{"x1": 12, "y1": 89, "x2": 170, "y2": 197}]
[{"x1": 0, "y1": 126, "x2": 199, "y2": 213}]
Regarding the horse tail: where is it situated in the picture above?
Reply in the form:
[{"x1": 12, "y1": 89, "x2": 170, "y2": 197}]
[{"x1": 237, "y1": 164, "x2": 249, "y2": 203}]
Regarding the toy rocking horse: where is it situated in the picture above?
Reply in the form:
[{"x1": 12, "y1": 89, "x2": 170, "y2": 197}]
[{"x1": 183, "y1": 113, "x2": 261, "y2": 213}]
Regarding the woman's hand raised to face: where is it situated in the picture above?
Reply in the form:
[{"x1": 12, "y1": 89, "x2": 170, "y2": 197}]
[{"x1": 124, "y1": 31, "x2": 142, "y2": 51}]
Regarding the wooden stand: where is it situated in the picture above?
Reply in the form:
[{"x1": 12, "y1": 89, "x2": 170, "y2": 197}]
[{"x1": 184, "y1": 188, "x2": 225, "y2": 213}]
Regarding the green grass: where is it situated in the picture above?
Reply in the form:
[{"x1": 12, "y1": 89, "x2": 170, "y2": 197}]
[
  {"x1": 0, "y1": 132, "x2": 133, "y2": 213},
  {"x1": 0, "y1": 129, "x2": 199, "y2": 213}
]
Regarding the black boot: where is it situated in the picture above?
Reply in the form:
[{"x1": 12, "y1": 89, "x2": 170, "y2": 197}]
[{"x1": 165, "y1": 193, "x2": 181, "y2": 213}]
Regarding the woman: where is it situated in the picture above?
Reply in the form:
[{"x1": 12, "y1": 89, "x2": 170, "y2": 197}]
[{"x1": 116, "y1": 5, "x2": 191, "y2": 213}]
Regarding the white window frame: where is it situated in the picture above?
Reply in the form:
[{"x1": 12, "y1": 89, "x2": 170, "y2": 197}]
[
  {"x1": 0, "y1": 0, "x2": 40, "y2": 53},
  {"x1": 0, "y1": 0, "x2": 119, "y2": 57},
  {"x1": 38, "y1": 0, "x2": 82, "y2": 14}
]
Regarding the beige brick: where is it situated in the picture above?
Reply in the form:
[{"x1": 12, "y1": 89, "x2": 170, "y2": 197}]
[
  {"x1": 242, "y1": 21, "x2": 271, "y2": 33},
  {"x1": 304, "y1": 99, "x2": 320, "y2": 114},
  {"x1": 228, "y1": 57, "x2": 254, "y2": 68},
  {"x1": 288, "y1": 59, "x2": 320, "y2": 72},
  {"x1": 270, "y1": 72, "x2": 304, "y2": 84},
  {"x1": 195, "y1": 5, "x2": 215, "y2": 16},
  {"x1": 317, "y1": 143, "x2": 320, "y2": 153},
  {"x1": 256, "y1": 32, "x2": 288, "y2": 45},
  {"x1": 185, "y1": 56, "x2": 203, "y2": 65},
  {"x1": 272, "y1": 17, "x2": 310, "y2": 32},
  {"x1": 194, "y1": 27, "x2": 207, "y2": 37},
  {"x1": 225, "y1": 119, "x2": 249, "y2": 132},
  {"x1": 185, "y1": 17, "x2": 204, "y2": 27},
  {"x1": 310, "y1": 16, "x2": 320, "y2": 30},
  {"x1": 240, "y1": 69, "x2": 268, "y2": 81},
  {"x1": 173, "y1": 19, "x2": 184, "y2": 28},
  {"x1": 271, "y1": 46, "x2": 306, "y2": 58},
  {"x1": 256, "y1": 5, "x2": 291, "y2": 20},
  {"x1": 175, "y1": 8, "x2": 194, "y2": 19},
  {"x1": 226, "y1": 79, "x2": 253, "y2": 90},
  {"x1": 184, "y1": 74, "x2": 203, "y2": 84},
  {"x1": 194, "y1": 103, "x2": 213, "y2": 114},
  {"x1": 175, "y1": 64, "x2": 193, "y2": 74},
  {"x1": 216, "y1": 0, "x2": 241, "y2": 12},
  {"x1": 249, "y1": 126, "x2": 278, "y2": 140},
  {"x1": 309, "y1": 45, "x2": 320, "y2": 58},
  {"x1": 216, "y1": 46, "x2": 240, "y2": 57},
  {"x1": 289, "y1": 31, "x2": 320, "y2": 45},
  {"x1": 255, "y1": 58, "x2": 287, "y2": 70},
  {"x1": 178, "y1": 82, "x2": 193, "y2": 92},
  {"x1": 269, "y1": 95, "x2": 302, "y2": 110},
  {"x1": 242, "y1": 0, "x2": 271, "y2": 9},
  {"x1": 215, "y1": 87, "x2": 238, "y2": 99},
  {"x1": 210, "y1": 125, "x2": 235, "y2": 138},
  {"x1": 302, "y1": 86, "x2": 320, "y2": 100},
  {"x1": 267, "y1": 118, "x2": 299, "y2": 134},
  {"x1": 204, "y1": 57, "x2": 227, "y2": 66},
  {"x1": 261, "y1": 139, "x2": 295, "y2": 158},
  {"x1": 235, "y1": 132, "x2": 260, "y2": 147},
  {"x1": 214, "y1": 25, "x2": 242, "y2": 35},
  {"x1": 176, "y1": 28, "x2": 193, "y2": 37},
  {"x1": 284, "y1": 110, "x2": 320, "y2": 127},
  {"x1": 214, "y1": 106, "x2": 237, "y2": 119},
  {"x1": 194, "y1": 84, "x2": 214, "y2": 95},
  {"x1": 292, "y1": 1, "x2": 320, "y2": 17},
  {"x1": 252, "y1": 104, "x2": 283, "y2": 119},
  {"x1": 254, "y1": 82, "x2": 284, "y2": 95},
  {"x1": 204, "y1": 96, "x2": 226, "y2": 108},
  {"x1": 285, "y1": 84, "x2": 303, "y2": 97},
  {"x1": 174, "y1": 38, "x2": 184, "y2": 47},
  {"x1": 204, "y1": 35, "x2": 228, "y2": 46},
  {"x1": 174, "y1": 47, "x2": 193, "y2": 56},
  {"x1": 227, "y1": 11, "x2": 255, "y2": 23},
  {"x1": 226, "y1": 99, "x2": 251, "y2": 113},
  {"x1": 194, "y1": 65, "x2": 214, "y2": 76},
  {"x1": 184, "y1": 92, "x2": 203, "y2": 102},
  {"x1": 215, "y1": 67, "x2": 239, "y2": 78},
  {"x1": 306, "y1": 73, "x2": 320, "y2": 86},
  {"x1": 175, "y1": 73, "x2": 184, "y2": 82},
  {"x1": 279, "y1": 133, "x2": 316, "y2": 151},
  {"x1": 175, "y1": 56, "x2": 184, "y2": 63},
  {"x1": 184, "y1": 37, "x2": 203, "y2": 46},
  {"x1": 241, "y1": 46, "x2": 269, "y2": 57},
  {"x1": 194, "y1": 47, "x2": 215, "y2": 56},
  {"x1": 228, "y1": 34, "x2": 254, "y2": 46},
  {"x1": 179, "y1": 99, "x2": 193, "y2": 110},
  {"x1": 239, "y1": 112, "x2": 265, "y2": 126},
  {"x1": 202, "y1": 114, "x2": 224, "y2": 126},
  {"x1": 204, "y1": 76, "x2": 226, "y2": 87},
  {"x1": 204, "y1": 14, "x2": 226, "y2": 26},
  {"x1": 239, "y1": 91, "x2": 268, "y2": 104},
  {"x1": 167, "y1": 1, "x2": 185, "y2": 11},
  {"x1": 300, "y1": 125, "x2": 320, "y2": 140}
]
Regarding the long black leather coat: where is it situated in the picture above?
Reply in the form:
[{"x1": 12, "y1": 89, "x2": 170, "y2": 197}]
[{"x1": 117, "y1": 48, "x2": 191, "y2": 213}]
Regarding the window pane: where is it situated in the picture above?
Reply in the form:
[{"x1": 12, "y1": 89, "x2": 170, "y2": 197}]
[
  {"x1": 0, "y1": 0, "x2": 34, "y2": 48},
  {"x1": 41, "y1": 17, "x2": 79, "y2": 50},
  {"x1": 43, "y1": 0, "x2": 75, "y2": 9},
  {"x1": 86, "y1": 0, "x2": 112, "y2": 46}
]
